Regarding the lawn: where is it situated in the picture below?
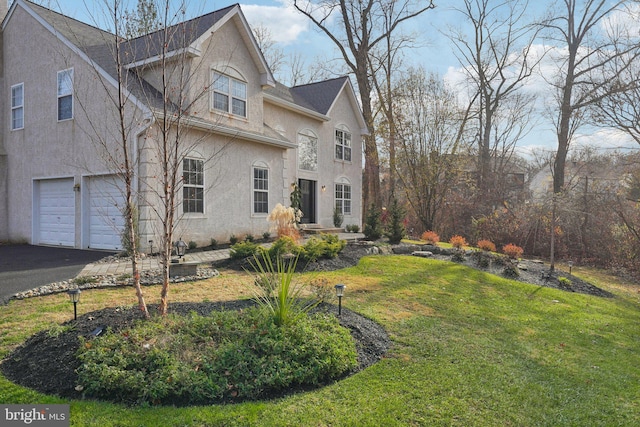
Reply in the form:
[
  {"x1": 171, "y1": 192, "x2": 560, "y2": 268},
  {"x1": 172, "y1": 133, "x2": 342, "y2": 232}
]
[{"x1": 1, "y1": 256, "x2": 639, "y2": 426}]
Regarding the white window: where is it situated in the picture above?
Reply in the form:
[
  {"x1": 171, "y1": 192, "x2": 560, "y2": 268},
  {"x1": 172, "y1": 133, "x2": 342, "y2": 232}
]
[
  {"x1": 253, "y1": 167, "x2": 269, "y2": 214},
  {"x1": 335, "y1": 126, "x2": 352, "y2": 161},
  {"x1": 11, "y1": 83, "x2": 24, "y2": 130},
  {"x1": 335, "y1": 182, "x2": 352, "y2": 216},
  {"x1": 298, "y1": 130, "x2": 318, "y2": 171},
  {"x1": 183, "y1": 158, "x2": 204, "y2": 213},
  {"x1": 212, "y1": 71, "x2": 247, "y2": 117},
  {"x1": 57, "y1": 69, "x2": 73, "y2": 121}
]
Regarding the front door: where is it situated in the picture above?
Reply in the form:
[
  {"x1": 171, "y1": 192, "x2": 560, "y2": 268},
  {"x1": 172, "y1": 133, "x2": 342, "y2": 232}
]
[{"x1": 299, "y1": 179, "x2": 316, "y2": 224}]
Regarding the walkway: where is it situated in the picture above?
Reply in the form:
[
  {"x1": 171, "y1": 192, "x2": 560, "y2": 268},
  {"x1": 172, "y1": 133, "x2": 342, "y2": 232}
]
[{"x1": 76, "y1": 233, "x2": 364, "y2": 277}]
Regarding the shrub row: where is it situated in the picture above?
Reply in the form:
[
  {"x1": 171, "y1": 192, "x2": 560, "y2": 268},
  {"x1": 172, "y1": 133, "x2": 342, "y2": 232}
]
[{"x1": 230, "y1": 234, "x2": 346, "y2": 263}]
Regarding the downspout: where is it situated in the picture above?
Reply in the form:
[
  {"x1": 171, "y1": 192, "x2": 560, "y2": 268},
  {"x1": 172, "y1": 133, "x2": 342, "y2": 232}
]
[{"x1": 134, "y1": 113, "x2": 155, "y2": 252}]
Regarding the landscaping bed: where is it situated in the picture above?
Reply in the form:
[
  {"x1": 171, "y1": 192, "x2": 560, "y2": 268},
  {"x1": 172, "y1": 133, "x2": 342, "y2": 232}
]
[{"x1": 0, "y1": 300, "x2": 390, "y2": 404}]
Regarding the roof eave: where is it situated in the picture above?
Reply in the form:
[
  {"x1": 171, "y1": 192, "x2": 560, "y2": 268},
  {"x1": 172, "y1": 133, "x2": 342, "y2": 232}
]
[
  {"x1": 124, "y1": 45, "x2": 201, "y2": 70},
  {"x1": 263, "y1": 93, "x2": 330, "y2": 122},
  {"x1": 156, "y1": 113, "x2": 297, "y2": 149}
]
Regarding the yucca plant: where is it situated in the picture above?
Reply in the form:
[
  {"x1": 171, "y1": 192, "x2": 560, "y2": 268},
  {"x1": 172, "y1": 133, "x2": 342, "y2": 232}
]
[{"x1": 248, "y1": 253, "x2": 318, "y2": 326}]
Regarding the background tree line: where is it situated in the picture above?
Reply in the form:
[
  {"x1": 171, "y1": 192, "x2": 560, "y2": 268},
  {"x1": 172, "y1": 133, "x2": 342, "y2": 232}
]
[{"x1": 284, "y1": 0, "x2": 640, "y2": 278}]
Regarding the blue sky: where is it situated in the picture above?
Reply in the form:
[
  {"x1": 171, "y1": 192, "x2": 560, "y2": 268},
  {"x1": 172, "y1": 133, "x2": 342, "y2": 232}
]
[{"x1": 38, "y1": 0, "x2": 640, "y2": 156}]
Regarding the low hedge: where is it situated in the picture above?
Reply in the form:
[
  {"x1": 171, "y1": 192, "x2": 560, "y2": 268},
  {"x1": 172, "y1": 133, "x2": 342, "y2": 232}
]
[{"x1": 76, "y1": 307, "x2": 357, "y2": 406}]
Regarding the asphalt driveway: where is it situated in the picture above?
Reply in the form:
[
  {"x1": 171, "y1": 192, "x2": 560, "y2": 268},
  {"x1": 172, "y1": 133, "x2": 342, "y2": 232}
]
[{"x1": 0, "y1": 245, "x2": 112, "y2": 304}]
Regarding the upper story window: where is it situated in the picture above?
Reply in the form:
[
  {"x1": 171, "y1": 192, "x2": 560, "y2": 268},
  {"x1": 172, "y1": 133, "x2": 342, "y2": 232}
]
[
  {"x1": 183, "y1": 158, "x2": 204, "y2": 213},
  {"x1": 57, "y1": 68, "x2": 73, "y2": 121},
  {"x1": 335, "y1": 126, "x2": 352, "y2": 162},
  {"x1": 253, "y1": 166, "x2": 269, "y2": 214},
  {"x1": 212, "y1": 71, "x2": 247, "y2": 117},
  {"x1": 335, "y1": 180, "x2": 352, "y2": 216},
  {"x1": 298, "y1": 129, "x2": 318, "y2": 171},
  {"x1": 11, "y1": 83, "x2": 24, "y2": 130}
]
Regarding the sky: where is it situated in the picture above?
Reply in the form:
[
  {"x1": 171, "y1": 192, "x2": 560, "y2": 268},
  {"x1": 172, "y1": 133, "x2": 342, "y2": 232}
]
[{"x1": 29, "y1": 0, "x2": 640, "y2": 158}]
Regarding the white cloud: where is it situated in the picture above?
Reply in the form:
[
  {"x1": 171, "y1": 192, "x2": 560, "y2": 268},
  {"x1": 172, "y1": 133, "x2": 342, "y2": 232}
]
[
  {"x1": 241, "y1": 0, "x2": 310, "y2": 45},
  {"x1": 573, "y1": 128, "x2": 637, "y2": 151}
]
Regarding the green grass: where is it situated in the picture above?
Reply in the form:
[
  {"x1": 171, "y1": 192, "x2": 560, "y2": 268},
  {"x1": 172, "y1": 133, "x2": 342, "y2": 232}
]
[{"x1": 1, "y1": 256, "x2": 639, "y2": 426}]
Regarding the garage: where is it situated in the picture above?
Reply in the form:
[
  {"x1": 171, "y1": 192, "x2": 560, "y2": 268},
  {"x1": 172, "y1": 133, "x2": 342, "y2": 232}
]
[
  {"x1": 87, "y1": 175, "x2": 125, "y2": 250},
  {"x1": 36, "y1": 178, "x2": 75, "y2": 246}
]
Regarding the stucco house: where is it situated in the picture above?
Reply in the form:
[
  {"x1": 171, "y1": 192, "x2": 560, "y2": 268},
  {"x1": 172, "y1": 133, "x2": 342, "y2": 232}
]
[{"x1": 0, "y1": 0, "x2": 366, "y2": 251}]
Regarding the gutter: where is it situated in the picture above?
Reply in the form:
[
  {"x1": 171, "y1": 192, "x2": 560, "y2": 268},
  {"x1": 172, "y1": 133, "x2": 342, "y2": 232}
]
[{"x1": 155, "y1": 113, "x2": 298, "y2": 150}]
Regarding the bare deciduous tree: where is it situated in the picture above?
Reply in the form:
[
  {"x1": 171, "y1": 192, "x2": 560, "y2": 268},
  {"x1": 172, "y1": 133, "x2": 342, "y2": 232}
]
[
  {"x1": 448, "y1": 0, "x2": 541, "y2": 200},
  {"x1": 293, "y1": 0, "x2": 435, "y2": 216},
  {"x1": 541, "y1": 0, "x2": 640, "y2": 193},
  {"x1": 394, "y1": 69, "x2": 473, "y2": 232},
  {"x1": 76, "y1": 0, "x2": 232, "y2": 316},
  {"x1": 251, "y1": 23, "x2": 286, "y2": 77}
]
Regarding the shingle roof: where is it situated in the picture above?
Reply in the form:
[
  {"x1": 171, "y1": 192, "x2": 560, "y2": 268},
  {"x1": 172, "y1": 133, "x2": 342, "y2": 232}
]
[
  {"x1": 121, "y1": 4, "x2": 237, "y2": 65},
  {"x1": 290, "y1": 77, "x2": 349, "y2": 115}
]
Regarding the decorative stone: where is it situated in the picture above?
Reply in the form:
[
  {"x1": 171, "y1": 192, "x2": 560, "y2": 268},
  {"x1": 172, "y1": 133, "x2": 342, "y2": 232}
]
[
  {"x1": 392, "y1": 245, "x2": 421, "y2": 255},
  {"x1": 412, "y1": 251, "x2": 433, "y2": 258},
  {"x1": 517, "y1": 263, "x2": 529, "y2": 271}
]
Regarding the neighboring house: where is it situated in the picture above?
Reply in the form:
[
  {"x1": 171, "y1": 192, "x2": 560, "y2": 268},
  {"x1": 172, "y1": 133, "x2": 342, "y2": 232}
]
[
  {"x1": 529, "y1": 159, "x2": 630, "y2": 202},
  {"x1": 0, "y1": 0, "x2": 366, "y2": 251}
]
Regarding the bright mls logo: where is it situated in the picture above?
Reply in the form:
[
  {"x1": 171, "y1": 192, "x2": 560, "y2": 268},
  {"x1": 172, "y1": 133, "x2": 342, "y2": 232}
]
[{"x1": 2, "y1": 405, "x2": 69, "y2": 426}]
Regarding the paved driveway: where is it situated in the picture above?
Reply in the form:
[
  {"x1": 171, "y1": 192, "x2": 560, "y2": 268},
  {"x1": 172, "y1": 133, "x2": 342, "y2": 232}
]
[{"x1": 0, "y1": 245, "x2": 112, "y2": 304}]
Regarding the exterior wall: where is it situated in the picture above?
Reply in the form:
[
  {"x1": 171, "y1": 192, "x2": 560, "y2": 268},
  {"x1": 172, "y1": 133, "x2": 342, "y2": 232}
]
[
  {"x1": 1, "y1": 4, "x2": 147, "y2": 246},
  {"x1": 0, "y1": 153, "x2": 7, "y2": 241},
  {"x1": 191, "y1": 18, "x2": 265, "y2": 135},
  {"x1": 264, "y1": 89, "x2": 363, "y2": 230},
  {"x1": 0, "y1": 15, "x2": 5, "y2": 240},
  {"x1": 137, "y1": 126, "x2": 287, "y2": 248}
]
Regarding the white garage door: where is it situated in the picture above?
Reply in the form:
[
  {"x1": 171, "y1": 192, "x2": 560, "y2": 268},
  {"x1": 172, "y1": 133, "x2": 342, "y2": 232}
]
[
  {"x1": 88, "y1": 175, "x2": 125, "y2": 250},
  {"x1": 38, "y1": 178, "x2": 75, "y2": 246}
]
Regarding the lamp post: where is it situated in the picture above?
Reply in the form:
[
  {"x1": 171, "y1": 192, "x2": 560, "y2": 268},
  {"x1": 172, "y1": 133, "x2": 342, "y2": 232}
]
[
  {"x1": 174, "y1": 238, "x2": 187, "y2": 261},
  {"x1": 568, "y1": 260, "x2": 573, "y2": 275},
  {"x1": 334, "y1": 284, "x2": 346, "y2": 316},
  {"x1": 67, "y1": 288, "x2": 81, "y2": 320}
]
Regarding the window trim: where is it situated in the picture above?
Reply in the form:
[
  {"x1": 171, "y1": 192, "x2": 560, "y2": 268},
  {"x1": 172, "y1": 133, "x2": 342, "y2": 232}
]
[
  {"x1": 211, "y1": 70, "x2": 247, "y2": 118},
  {"x1": 252, "y1": 164, "x2": 269, "y2": 215},
  {"x1": 335, "y1": 181, "x2": 352, "y2": 216},
  {"x1": 182, "y1": 157, "x2": 205, "y2": 214},
  {"x1": 57, "y1": 68, "x2": 74, "y2": 122},
  {"x1": 11, "y1": 83, "x2": 24, "y2": 131},
  {"x1": 335, "y1": 125, "x2": 352, "y2": 162}
]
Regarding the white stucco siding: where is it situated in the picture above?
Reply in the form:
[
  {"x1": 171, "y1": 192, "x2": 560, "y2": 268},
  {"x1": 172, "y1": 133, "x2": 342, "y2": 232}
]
[
  {"x1": 138, "y1": 127, "x2": 287, "y2": 247},
  {"x1": 263, "y1": 90, "x2": 363, "y2": 229},
  {"x1": 2, "y1": 5, "x2": 147, "y2": 246},
  {"x1": 188, "y1": 18, "x2": 265, "y2": 135},
  {"x1": 323, "y1": 89, "x2": 363, "y2": 228}
]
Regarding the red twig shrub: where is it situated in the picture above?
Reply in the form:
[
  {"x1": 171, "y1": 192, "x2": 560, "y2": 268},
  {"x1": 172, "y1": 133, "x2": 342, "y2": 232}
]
[
  {"x1": 449, "y1": 235, "x2": 467, "y2": 249},
  {"x1": 477, "y1": 239, "x2": 496, "y2": 252},
  {"x1": 421, "y1": 230, "x2": 440, "y2": 244},
  {"x1": 502, "y1": 243, "x2": 524, "y2": 259}
]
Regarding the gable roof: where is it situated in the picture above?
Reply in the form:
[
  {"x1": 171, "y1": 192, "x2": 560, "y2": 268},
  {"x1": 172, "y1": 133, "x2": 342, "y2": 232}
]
[
  {"x1": 8, "y1": 1, "x2": 366, "y2": 136},
  {"x1": 266, "y1": 77, "x2": 368, "y2": 134},
  {"x1": 291, "y1": 77, "x2": 350, "y2": 116},
  {"x1": 122, "y1": 4, "x2": 237, "y2": 64},
  {"x1": 121, "y1": 3, "x2": 275, "y2": 87}
]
